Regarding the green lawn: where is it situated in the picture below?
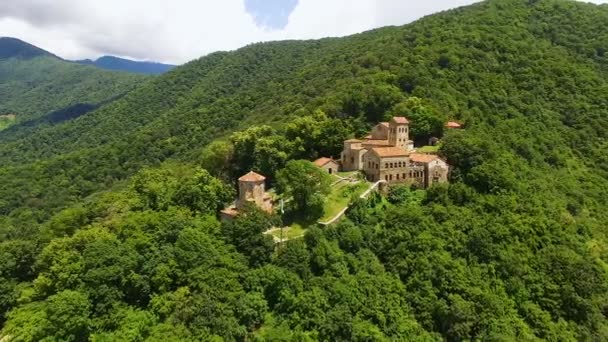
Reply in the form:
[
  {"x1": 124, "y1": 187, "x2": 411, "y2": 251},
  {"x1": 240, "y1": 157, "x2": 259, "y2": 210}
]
[
  {"x1": 417, "y1": 145, "x2": 440, "y2": 153},
  {"x1": 269, "y1": 223, "x2": 306, "y2": 241},
  {"x1": 320, "y1": 181, "x2": 370, "y2": 222},
  {"x1": 0, "y1": 118, "x2": 15, "y2": 131}
]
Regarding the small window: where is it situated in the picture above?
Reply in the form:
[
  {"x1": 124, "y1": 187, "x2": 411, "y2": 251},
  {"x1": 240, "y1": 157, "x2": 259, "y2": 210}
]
[
  {"x1": 389, "y1": 174, "x2": 393, "y2": 181},
  {"x1": 396, "y1": 174, "x2": 400, "y2": 180},
  {"x1": 385, "y1": 175, "x2": 389, "y2": 181},
  {"x1": 403, "y1": 173, "x2": 406, "y2": 179},
  {"x1": 385, "y1": 163, "x2": 389, "y2": 168}
]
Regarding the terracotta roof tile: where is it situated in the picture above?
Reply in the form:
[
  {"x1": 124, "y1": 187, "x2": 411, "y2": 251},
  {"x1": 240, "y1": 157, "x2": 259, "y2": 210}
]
[
  {"x1": 410, "y1": 153, "x2": 441, "y2": 163},
  {"x1": 362, "y1": 139, "x2": 391, "y2": 146},
  {"x1": 239, "y1": 171, "x2": 266, "y2": 182},
  {"x1": 380, "y1": 122, "x2": 389, "y2": 127},
  {"x1": 391, "y1": 117, "x2": 410, "y2": 124},
  {"x1": 371, "y1": 147, "x2": 410, "y2": 158},
  {"x1": 313, "y1": 157, "x2": 337, "y2": 167},
  {"x1": 221, "y1": 207, "x2": 239, "y2": 217},
  {"x1": 446, "y1": 121, "x2": 462, "y2": 128}
]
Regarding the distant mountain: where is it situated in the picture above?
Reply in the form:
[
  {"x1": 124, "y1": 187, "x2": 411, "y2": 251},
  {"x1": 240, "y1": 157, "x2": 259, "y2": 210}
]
[
  {"x1": 0, "y1": 37, "x2": 57, "y2": 59},
  {"x1": 76, "y1": 55, "x2": 175, "y2": 74},
  {"x1": 0, "y1": 40, "x2": 147, "y2": 126}
]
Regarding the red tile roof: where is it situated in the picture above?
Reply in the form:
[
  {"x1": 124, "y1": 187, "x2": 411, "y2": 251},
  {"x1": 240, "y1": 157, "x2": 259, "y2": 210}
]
[
  {"x1": 391, "y1": 117, "x2": 410, "y2": 124},
  {"x1": 410, "y1": 153, "x2": 441, "y2": 163},
  {"x1": 371, "y1": 147, "x2": 410, "y2": 158},
  {"x1": 313, "y1": 157, "x2": 337, "y2": 167},
  {"x1": 220, "y1": 207, "x2": 239, "y2": 217},
  {"x1": 239, "y1": 171, "x2": 266, "y2": 182},
  {"x1": 445, "y1": 121, "x2": 462, "y2": 128},
  {"x1": 380, "y1": 122, "x2": 389, "y2": 127},
  {"x1": 362, "y1": 139, "x2": 391, "y2": 146}
]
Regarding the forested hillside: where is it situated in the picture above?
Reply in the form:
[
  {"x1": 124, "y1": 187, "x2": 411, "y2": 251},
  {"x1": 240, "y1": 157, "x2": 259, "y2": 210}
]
[
  {"x1": 1, "y1": 0, "x2": 608, "y2": 340},
  {"x1": 0, "y1": 38, "x2": 147, "y2": 126}
]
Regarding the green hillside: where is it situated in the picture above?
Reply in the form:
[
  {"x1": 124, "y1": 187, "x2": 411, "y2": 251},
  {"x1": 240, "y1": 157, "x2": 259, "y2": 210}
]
[
  {"x1": 0, "y1": 40, "x2": 147, "y2": 127},
  {"x1": 1, "y1": 0, "x2": 608, "y2": 340}
]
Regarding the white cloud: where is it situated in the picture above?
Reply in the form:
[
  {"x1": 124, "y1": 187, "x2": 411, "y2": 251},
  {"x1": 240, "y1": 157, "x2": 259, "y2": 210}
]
[{"x1": 0, "y1": 0, "x2": 606, "y2": 64}]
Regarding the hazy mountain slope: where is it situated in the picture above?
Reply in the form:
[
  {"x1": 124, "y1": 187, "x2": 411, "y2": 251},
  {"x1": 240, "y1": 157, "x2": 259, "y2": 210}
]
[
  {"x1": 76, "y1": 55, "x2": 175, "y2": 74},
  {"x1": 0, "y1": 37, "x2": 55, "y2": 59},
  {"x1": 0, "y1": 39, "x2": 147, "y2": 125}
]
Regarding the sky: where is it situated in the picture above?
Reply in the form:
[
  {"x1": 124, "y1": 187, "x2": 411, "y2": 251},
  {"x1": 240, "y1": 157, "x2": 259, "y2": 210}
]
[{"x1": 0, "y1": 0, "x2": 606, "y2": 64}]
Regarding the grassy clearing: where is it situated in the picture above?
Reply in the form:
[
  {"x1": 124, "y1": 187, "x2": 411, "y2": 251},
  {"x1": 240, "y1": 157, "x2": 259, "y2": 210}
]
[
  {"x1": 320, "y1": 181, "x2": 370, "y2": 222},
  {"x1": 417, "y1": 145, "x2": 440, "y2": 153},
  {"x1": 269, "y1": 223, "x2": 307, "y2": 241},
  {"x1": 0, "y1": 117, "x2": 15, "y2": 131}
]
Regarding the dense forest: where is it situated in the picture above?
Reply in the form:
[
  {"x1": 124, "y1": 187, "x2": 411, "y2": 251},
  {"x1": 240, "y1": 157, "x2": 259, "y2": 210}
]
[
  {"x1": 1, "y1": 0, "x2": 608, "y2": 340},
  {"x1": 0, "y1": 38, "x2": 147, "y2": 126}
]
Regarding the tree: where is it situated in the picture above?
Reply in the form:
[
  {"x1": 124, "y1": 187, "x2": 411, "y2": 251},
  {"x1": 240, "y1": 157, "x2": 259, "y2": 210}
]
[
  {"x1": 388, "y1": 97, "x2": 445, "y2": 141},
  {"x1": 221, "y1": 204, "x2": 279, "y2": 267},
  {"x1": 275, "y1": 160, "x2": 332, "y2": 220},
  {"x1": 199, "y1": 140, "x2": 234, "y2": 180},
  {"x1": 173, "y1": 168, "x2": 235, "y2": 215}
]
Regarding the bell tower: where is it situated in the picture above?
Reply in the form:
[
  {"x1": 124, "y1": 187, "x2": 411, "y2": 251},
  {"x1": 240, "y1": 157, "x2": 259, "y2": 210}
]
[
  {"x1": 236, "y1": 171, "x2": 266, "y2": 210},
  {"x1": 388, "y1": 117, "x2": 409, "y2": 149}
]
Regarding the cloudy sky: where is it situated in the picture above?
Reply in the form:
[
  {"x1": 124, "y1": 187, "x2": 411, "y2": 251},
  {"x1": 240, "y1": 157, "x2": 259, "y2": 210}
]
[{"x1": 0, "y1": 0, "x2": 606, "y2": 64}]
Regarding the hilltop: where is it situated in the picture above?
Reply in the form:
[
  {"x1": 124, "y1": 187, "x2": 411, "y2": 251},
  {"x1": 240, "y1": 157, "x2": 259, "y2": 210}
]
[
  {"x1": 1, "y1": 0, "x2": 608, "y2": 340},
  {"x1": 0, "y1": 39, "x2": 147, "y2": 126},
  {"x1": 0, "y1": 37, "x2": 56, "y2": 59},
  {"x1": 76, "y1": 55, "x2": 175, "y2": 74}
]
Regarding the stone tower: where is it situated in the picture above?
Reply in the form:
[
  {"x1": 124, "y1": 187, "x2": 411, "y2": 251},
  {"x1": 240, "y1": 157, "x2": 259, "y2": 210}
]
[
  {"x1": 388, "y1": 117, "x2": 409, "y2": 149},
  {"x1": 236, "y1": 171, "x2": 273, "y2": 213}
]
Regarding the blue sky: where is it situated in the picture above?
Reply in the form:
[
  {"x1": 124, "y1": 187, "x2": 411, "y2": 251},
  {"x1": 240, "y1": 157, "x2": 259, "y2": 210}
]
[
  {"x1": 0, "y1": 0, "x2": 606, "y2": 64},
  {"x1": 245, "y1": 0, "x2": 299, "y2": 30}
]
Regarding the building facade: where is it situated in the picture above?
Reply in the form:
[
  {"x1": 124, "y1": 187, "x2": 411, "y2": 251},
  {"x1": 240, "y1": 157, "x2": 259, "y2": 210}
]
[
  {"x1": 221, "y1": 171, "x2": 274, "y2": 220},
  {"x1": 341, "y1": 116, "x2": 449, "y2": 188},
  {"x1": 313, "y1": 157, "x2": 340, "y2": 175}
]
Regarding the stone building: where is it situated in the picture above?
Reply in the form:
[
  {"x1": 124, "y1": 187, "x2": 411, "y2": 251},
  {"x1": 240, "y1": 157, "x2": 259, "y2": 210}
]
[
  {"x1": 313, "y1": 157, "x2": 340, "y2": 175},
  {"x1": 221, "y1": 171, "x2": 274, "y2": 219},
  {"x1": 340, "y1": 116, "x2": 449, "y2": 188},
  {"x1": 409, "y1": 153, "x2": 449, "y2": 188}
]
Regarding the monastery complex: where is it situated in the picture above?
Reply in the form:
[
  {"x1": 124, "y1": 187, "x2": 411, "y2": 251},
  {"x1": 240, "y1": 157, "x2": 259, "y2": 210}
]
[
  {"x1": 340, "y1": 116, "x2": 449, "y2": 188},
  {"x1": 223, "y1": 116, "x2": 451, "y2": 219}
]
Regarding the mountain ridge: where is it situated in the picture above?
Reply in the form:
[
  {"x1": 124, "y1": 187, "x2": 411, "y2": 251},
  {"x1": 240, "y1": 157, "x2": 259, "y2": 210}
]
[
  {"x1": 75, "y1": 55, "x2": 175, "y2": 74},
  {"x1": 0, "y1": 37, "x2": 57, "y2": 60}
]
